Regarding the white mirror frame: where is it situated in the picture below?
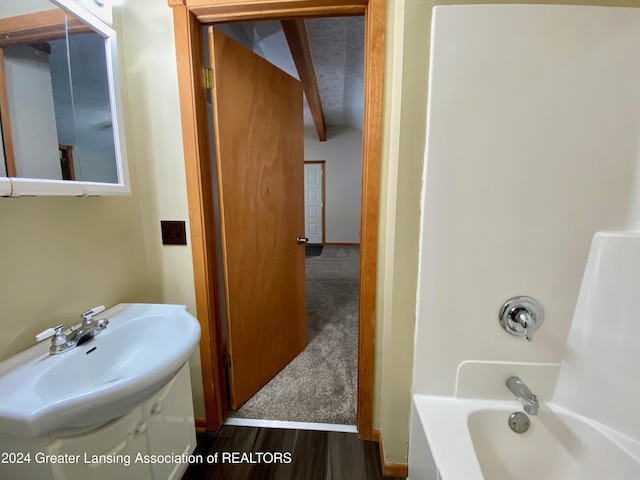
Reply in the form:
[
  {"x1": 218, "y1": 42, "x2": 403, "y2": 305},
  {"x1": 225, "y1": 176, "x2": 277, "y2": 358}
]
[{"x1": 1, "y1": 0, "x2": 129, "y2": 197}]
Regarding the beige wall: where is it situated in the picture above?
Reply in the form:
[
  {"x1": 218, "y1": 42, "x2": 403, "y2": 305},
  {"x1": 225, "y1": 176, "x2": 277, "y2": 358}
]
[
  {"x1": 116, "y1": 1, "x2": 203, "y2": 417},
  {"x1": 0, "y1": 159, "x2": 151, "y2": 361},
  {"x1": 304, "y1": 126, "x2": 363, "y2": 243},
  {"x1": 0, "y1": 2, "x2": 153, "y2": 365},
  {"x1": 374, "y1": 0, "x2": 431, "y2": 464}
]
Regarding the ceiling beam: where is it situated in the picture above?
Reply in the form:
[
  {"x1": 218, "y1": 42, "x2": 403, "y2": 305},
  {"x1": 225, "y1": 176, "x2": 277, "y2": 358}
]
[{"x1": 281, "y1": 19, "x2": 326, "y2": 141}]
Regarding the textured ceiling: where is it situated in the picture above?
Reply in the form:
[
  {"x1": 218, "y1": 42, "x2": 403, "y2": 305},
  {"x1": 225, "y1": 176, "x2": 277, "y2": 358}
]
[
  {"x1": 220, "y1": 17, "x2": 365, "y2": 131},
  {"x1": 306, "y1": 17, "x2": 364, "y2": 130}
]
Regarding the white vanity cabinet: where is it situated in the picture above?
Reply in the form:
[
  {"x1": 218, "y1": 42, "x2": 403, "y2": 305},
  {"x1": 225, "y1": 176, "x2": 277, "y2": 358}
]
[
  {"x1": 47, "y1": 407, "x2": 153, "y2": 480},
  {"x1": 0, "y1": 363, "x2": 196, "y2": 480},
  {"x1": 142, "y1": 360, "x2": 198, "y2": 480}
]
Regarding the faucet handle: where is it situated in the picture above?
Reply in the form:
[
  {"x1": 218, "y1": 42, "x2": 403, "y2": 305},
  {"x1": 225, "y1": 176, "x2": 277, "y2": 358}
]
[
  {"x1": 514, "y1": 309, "x2": 536, "y2": 342},
  {"x1": 35, "y1": 324, "x2": 73, "y2": 354},
  {"x1": 81, "y1": 305, "x2": 106, "y2": 322},
  {"x1": 499, "y1": 296, "x2": 544, "y2": 342},
  {"x1": 35, "y1": 324, "x2": 65, "y2": 342},
  {"x1": 97, "y1": 318, "x2": 109, "y2": 329}
]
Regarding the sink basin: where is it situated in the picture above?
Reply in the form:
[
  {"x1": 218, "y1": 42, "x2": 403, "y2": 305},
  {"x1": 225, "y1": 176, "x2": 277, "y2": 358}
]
[{"x1": 0, "y1": 304, "x2": 200, "y2": 437}]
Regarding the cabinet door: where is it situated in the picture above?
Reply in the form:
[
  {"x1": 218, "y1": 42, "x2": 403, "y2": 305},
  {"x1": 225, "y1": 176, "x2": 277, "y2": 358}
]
[
  {"x1": 47, "y1": 407, "x2": 152, "y2": 480},
  {"x1": 143, "y1": 363, "x2": 196, "y2": 480}
]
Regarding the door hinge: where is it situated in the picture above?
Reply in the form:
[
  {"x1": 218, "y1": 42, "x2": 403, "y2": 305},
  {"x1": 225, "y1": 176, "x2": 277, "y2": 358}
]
[
  {"x1": 223, "y1": 350, "x2": 231, "y2": 368},
  {"x1": 203, "y1": 67, "x2": 214, "y2": 90}
]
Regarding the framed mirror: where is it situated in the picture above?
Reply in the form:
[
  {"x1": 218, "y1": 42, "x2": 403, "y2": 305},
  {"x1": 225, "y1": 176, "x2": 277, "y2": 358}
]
[{"x1": 0, "y1": 0, "x2": 129, "y2": 196}]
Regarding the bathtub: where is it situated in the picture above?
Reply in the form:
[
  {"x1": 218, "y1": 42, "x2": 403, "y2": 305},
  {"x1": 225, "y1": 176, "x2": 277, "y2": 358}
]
[{"x1": 409, "y1": 395, "x2": 640, "y2": 480}]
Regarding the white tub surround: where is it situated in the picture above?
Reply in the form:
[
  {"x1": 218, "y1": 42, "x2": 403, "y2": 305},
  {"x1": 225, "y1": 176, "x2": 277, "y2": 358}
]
[
  {"x1": 409, "y1": 361, "x2": 558, "y2": 480},
  {"x1": 412, "y1": 396, "x2": 640, "y2": 480},
  {"x1": 413, "y1": 3, "x2": 640, "y2": 398},
  {"x1": 410, "y1": 233, "x2": 640, "y2": 479},
  {"x1": 454, "y1": 361, "x2": 558, "y2": 401},
  {"x1": 552, "y1": 232, "x2": 640, "y2": 442},
  {"x1": 409, "y1": 3, "x2": 640, "y2": 479}
]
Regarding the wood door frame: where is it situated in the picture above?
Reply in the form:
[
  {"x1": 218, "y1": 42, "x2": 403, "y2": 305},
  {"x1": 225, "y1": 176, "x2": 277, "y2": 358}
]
[
  {"x1": 170, "y1": 0, "x2": 384, "y2": 440},
  {"x1": 304, "y1": 160, "x2": 325, "y2": 245}
]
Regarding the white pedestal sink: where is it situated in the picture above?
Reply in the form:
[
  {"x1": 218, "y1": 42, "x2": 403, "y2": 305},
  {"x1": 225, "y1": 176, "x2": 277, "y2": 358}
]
[{"x1": 0, "y1": 304, "x2": 201, "y2": 438}]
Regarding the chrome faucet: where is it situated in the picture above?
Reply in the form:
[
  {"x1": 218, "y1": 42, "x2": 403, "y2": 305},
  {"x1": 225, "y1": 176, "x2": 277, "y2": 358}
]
[
  {"x1": 68, "y1": 306, "x2": 109, "y2": 346},
  {"x1": 35, "y1": 306, "x2": 109, "y2": 355},
  {"x1": 499, "y1": 296, "x2": 544, "y2": 342},
  {"x1": 506, "y1": 376, "x2": 539, "y2": 415}
]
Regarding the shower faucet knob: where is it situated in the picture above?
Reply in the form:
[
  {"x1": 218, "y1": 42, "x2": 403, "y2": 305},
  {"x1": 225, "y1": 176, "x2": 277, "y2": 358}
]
[{"x1": 499, "y1": 296, "x2": 544, "y2": 342}]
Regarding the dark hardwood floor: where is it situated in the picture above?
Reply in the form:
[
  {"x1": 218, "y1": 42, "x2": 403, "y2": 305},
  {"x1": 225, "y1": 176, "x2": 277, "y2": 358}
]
[{"x1": 181, "y1": 426, "x2": 404, "y2": 480}]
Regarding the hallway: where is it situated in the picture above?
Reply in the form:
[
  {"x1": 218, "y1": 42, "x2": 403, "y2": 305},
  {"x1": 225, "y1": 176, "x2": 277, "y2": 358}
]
[{"x1": 228, "y1": 246, "x2": 359, "y2": 425}]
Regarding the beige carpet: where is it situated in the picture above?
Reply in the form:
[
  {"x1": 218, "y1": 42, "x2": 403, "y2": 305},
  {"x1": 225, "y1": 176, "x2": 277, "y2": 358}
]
[{"x1": 228, "y1": 245, "x2": 359, "y2": 425}]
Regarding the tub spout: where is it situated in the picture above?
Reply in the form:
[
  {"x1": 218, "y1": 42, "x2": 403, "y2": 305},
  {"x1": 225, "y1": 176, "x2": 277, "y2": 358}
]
[{"x1": 506, "y1": 376, "x2": 539, "y2": 415}]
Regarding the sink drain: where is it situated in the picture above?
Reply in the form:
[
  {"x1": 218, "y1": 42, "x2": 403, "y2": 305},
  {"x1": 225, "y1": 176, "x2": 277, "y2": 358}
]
[{"x1": 508, "y1": 412, "x2": 530, "y2": 433}]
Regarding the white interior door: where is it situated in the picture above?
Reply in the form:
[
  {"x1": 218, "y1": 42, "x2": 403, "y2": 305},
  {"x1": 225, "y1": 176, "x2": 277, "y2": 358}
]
[{"x1": 304, "y1": 162, "x2": 323, "y2": 244}]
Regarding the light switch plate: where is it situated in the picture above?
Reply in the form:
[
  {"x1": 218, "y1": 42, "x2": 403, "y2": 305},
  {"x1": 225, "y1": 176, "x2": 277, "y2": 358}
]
[{"x1": 161, "y1": 221, "x2": 187, "y2": 245}]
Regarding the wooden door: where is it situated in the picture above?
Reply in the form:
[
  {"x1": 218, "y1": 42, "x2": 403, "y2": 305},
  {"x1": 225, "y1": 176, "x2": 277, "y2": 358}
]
[{"x1": 208, "y1": 27, "x2": 306, "y2": 410}]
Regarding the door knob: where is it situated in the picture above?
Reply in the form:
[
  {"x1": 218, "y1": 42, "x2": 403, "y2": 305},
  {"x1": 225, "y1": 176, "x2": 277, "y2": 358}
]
[{"x1": 297, "y1": 237, "x2": 309, "y2": 245}]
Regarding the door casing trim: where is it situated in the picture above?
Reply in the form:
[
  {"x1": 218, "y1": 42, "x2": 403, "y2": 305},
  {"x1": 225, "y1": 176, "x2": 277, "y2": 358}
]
[{"x1": 170, "y1": 0, "x2": 384, "y2": 440}]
